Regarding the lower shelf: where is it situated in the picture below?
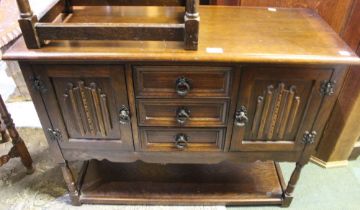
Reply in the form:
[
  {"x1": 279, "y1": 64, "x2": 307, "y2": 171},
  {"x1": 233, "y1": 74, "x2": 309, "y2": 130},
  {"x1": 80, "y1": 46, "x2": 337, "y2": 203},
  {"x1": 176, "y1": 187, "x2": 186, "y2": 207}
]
[{"x1": 79, "y1": 160, "x2": 286, "y2": 206}]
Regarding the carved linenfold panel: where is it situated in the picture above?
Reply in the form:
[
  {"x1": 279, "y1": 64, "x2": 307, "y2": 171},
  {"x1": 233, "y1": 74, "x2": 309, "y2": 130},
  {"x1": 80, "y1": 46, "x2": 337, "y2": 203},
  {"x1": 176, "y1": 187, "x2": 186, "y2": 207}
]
[
  {"x1": 64, "y1": 81, "x2": 112, "y2": 137},
  {"x1": 257, "y1": 85, "x2": 273, "y2": 139},
  {"x1": 251, "y1": 83, "x2": 301, "y2": 141}
]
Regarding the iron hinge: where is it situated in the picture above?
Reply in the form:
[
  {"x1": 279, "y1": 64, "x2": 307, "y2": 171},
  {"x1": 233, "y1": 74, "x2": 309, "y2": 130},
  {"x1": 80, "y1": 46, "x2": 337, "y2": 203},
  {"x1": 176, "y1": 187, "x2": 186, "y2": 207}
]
[
  {"x1": 320, "y1": 80, "x2": 336, "y2": 96},
  {"x1": 47, "y1": 128, "x2": 62, "y2": 142},
  {"x1": 29, "y1": 75, "x2": 47, "y2": 93},
  {"x1": 302, "y1": 131, "x2": 317, "y2": 144}
]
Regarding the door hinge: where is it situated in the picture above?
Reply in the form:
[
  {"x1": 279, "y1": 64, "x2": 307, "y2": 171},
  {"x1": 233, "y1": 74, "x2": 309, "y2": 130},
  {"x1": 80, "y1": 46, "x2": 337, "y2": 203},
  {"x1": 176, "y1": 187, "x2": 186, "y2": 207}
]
[
  {"x1": 47, "y1": 128, "x2": 62, "y2": 142},
  {"x1": 29, "y1": 75, "x2": 47, "y2": 93},
  {"x1": 302, "y1": 131, "x2": 317, "y2": 144},
  {"x1": 320, "y1": 80, "x2": 336, "y2": 96}
]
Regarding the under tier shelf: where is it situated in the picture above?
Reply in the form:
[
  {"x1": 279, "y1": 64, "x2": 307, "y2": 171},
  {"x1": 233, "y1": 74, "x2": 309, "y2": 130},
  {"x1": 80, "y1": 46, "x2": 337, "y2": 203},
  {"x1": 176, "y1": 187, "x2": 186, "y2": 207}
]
[{"x1": 78, "y1": 160, "x2": 286, "y2": 206}]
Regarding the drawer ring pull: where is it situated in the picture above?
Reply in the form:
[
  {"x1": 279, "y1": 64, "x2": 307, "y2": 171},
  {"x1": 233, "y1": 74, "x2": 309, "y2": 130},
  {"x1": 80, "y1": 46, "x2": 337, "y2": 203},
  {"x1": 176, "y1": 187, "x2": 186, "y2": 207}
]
[
  {"x1": 176, "y1": 107, "x2": 191, "y2": 125},
  {"x1": 119, "y1": 106, "x2": 131, "y2": 125},
  {"x1": 235, "y1": 106, "x2": 248, "y2": 127},
  {"x1": 174, "y1": 133, "x2": 189, "y2": 150},
  {"x1": 175, "y1": 76, "x2": 191, "y2": 96}
]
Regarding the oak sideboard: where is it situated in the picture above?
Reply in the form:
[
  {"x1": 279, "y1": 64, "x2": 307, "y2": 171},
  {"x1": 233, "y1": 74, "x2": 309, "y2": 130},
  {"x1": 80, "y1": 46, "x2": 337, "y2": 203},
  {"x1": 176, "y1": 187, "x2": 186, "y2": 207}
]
[{"x1": 3, "y1": 2, "x2": 360, "y2": 207}]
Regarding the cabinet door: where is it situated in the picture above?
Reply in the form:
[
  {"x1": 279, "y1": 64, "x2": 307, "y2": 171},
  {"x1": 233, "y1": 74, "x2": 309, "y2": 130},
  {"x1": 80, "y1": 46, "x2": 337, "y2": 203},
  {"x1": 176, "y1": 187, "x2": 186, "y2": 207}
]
[
  {"x1": 230, "y1": 66, "x2": 332, "y2": 151},
  {"x1": 32, "y1": 64, "x2": 133, "y2": 150}
]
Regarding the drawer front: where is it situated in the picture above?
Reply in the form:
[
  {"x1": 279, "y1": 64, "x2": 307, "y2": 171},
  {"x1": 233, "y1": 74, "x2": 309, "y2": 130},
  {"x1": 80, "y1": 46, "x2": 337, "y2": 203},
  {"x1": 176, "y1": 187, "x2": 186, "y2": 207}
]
[
  {"x1": 140, "y1": 128, "x2": 225, "y2": 151},
  {"x1": 137, "y1": 99, "x2": 229, "y2": 127},
  {"x1": 134, "y1": 66, "x2": 232, "y2": 98}
]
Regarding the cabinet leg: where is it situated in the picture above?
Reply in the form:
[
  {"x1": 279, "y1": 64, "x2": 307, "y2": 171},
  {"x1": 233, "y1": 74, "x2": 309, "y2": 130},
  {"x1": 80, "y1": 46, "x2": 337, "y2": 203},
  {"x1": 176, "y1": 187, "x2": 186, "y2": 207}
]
[
  {"x1": 282, "y1": 162, "x2": 304, "y2": 207},
  {"x1": 60, "y1": 161, "x2": 81, "y2": 206}
]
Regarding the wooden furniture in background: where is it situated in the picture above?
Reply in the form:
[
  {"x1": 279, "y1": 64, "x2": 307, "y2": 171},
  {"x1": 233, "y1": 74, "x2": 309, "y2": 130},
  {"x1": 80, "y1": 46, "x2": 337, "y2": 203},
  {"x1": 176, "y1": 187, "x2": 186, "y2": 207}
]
[
  {"x1": 16, "y1": 0, "x2": 200, "y2": 50},
  {"x1": 211, "y1": 0, "x2": 360, "y2": 166},
  {"x1": 0, "y1": 94, "x2": 34, "y2": 173},
  {"x1": 4, "y1": 2, "x2": 360, "y2": 207},
  {"x1": 315, "y1": 0, "x2": 360, "y2": 165}
]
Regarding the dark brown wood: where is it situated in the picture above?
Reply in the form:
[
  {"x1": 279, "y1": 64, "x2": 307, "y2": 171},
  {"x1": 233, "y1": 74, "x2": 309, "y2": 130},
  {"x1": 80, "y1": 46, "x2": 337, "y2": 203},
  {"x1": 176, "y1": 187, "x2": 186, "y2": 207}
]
[
  {"x1": 16, "y1": 0, "x2": 33, "y2": 17},
  {"x1": 184, "y1": 0, "x2": 200, "y2": 50},
  {"x1": 78, "y1": 160, "x2": 284, "y2": 205},
  {"x1": 18, "y1": 16, "x2": 41, "y2": 49},
  {"x1": 15, "y1": 0, "x2": 41, "y2": 49},
  {"x1": 134, "y1": 66, "x2": 232, "y2": 98},
  {"x1": 60, "y1": 149, "x2": 301, "y2": 163},
  {"x1": 61, "y1": 161, "x2": 80, "y2": 206},
  {"x1": 5, "y1": 7, "x2": 359, "y2": 65},
  {"x1": 36, "y1": 23, "x2": 185, "y2": 41},
  {"x1": 214, "y1": 0, "x2": 354, "y2": 34},
  {"x1": 139, "y1": 127, "x2": 225, "y2": 151},
  {"x1": 315, "y1": 0, "x2": 360, "y2": 164},
  {"x1": 137, "y1": 99, "x2": 228, "y2": 127},
  {"x1": 0, "y1": 94, "x2": 34, "y2": 174},
  {"x1": 18, "y1": 62, "x2": 66, "y2": 164},
  {"x1": 341, "y1": 0, "x2": 360, "y2": 50},
  {"x1": 210, "y1": 0, "x2": 360, "y2": 166},
  {"x1": 0, "y1": 119, "x2": 10, "y2": 143},
  {"x1": 71, "y1": 0, "x2": 187, "y2": 6},
  {"x1": 230, "y1": 66, "x2": 333, "y2": 152},
  {"x1": 125, "y1": 65, "x2": 141, "y2": 151},
  {"x1": 3, "y1": 5, "x2": 360, "y2": 207},
  {"x1": 32, "y1": 64, "x2": 134, "y2": 150},
  {"x1": 210, "y1": 0, "x2": 241, "y2": 5},
  {"x1": 17, "y1": 1, "x2": 199, "y2": 50}
]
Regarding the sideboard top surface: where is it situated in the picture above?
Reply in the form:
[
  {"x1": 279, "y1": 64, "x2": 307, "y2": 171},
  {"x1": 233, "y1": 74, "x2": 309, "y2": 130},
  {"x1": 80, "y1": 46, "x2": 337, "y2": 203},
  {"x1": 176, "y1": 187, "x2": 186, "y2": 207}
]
[{"x1": 3, "y1": 6, "x2": 359, "y2": 65}]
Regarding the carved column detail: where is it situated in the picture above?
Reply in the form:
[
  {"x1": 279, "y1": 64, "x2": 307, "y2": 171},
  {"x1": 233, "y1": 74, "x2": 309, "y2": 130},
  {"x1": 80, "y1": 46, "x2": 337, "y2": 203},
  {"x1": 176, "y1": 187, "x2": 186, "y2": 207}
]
[
  {"x1": 64, "y1": 81, "x2": 112, "y2": 137},
  {"x1": 251, "y1": 83, "x2": 301, "y2": 140}
]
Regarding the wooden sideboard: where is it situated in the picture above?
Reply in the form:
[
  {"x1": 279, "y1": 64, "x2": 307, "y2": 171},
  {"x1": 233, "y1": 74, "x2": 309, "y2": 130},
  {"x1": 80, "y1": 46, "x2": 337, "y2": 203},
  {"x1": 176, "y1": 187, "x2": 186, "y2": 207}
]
[
  {"x1": 3, "y1": 4, "x2": 360, "y2": 207},
  {"x1": 211, "y1": 0, "x2": 360, "y2": 166}
]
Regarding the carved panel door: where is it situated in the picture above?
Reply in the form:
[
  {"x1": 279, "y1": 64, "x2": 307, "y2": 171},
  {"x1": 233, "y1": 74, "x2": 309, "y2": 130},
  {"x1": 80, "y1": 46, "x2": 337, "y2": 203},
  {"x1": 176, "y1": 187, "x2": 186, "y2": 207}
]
[
  {"x1": 32, "y1": 64, "x2": 133, "y2": 150},
  {"x1": 230, "y1": 66, "x2": 333, "y2": 151}
]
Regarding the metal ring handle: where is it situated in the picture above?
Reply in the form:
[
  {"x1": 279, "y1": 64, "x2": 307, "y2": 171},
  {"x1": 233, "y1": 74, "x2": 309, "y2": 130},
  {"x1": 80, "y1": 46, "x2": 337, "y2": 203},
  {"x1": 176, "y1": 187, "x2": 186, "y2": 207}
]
[
  {"x1": 119, "y1": 106, "x2": 130, "y2": 125},
  {"x1": 175, "y1": 77, "x2": 191, "y2": 96},
  {"x1": 174, "y1": 133, "x2": 189, "y2": 150},
  {"x1": 235, "y1": 106, "x2": 248, "y2": 127},
  {"x1": 176, "y1": 107, "x2": 190, "y2": 125}
]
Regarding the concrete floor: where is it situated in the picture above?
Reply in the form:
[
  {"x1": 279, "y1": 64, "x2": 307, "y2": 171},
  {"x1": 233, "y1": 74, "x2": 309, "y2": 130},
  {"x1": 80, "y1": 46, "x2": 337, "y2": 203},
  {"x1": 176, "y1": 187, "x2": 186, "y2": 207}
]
[{"x1": 0, "y1": 62, "x2": 359, "y2": 209}]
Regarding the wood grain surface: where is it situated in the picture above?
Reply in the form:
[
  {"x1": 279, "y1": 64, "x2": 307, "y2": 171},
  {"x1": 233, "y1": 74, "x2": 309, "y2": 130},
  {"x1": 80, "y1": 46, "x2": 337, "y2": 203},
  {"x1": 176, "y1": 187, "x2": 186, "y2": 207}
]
[
  {"x1": 3, "y1": 6, "x2": 359, "y2": 65},
  {"x1": 79, "y1": 160, "x2": 284, "y2": 205}
]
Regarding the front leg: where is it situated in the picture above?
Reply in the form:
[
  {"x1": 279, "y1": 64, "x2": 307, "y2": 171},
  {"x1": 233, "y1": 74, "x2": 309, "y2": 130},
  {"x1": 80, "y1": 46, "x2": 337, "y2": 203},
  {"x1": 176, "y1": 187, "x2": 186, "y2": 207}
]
[
  {"x1": 282, "y1": 162, "x2": 305, "y2": 207},
  {"x1": 60, "y1": 161, "x2": 81, "y2": 206}
]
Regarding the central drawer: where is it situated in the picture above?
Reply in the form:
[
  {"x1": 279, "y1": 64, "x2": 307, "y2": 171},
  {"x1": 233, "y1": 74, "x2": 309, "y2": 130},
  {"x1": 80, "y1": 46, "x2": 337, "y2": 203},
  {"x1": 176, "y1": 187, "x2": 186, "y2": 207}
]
[
  {"x1": 133, "y1": 65, "x2": 235, "y2": 153},
  {"x1": 140, "y1": 127, "x2": 225, "y2": 151},
  {"x1": 137, "y1": 99, "x2": 229, "y2": 127},
  {"x1": 134, "y1": 66, "x2": 232, "y2": 98}
]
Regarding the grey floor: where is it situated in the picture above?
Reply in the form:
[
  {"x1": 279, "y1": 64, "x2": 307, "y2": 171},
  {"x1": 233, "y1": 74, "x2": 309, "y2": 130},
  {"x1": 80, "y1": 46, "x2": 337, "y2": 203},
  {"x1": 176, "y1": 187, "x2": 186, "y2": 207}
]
[
  {"x1": 1, "y1": 62, "x2": 359, "y2": 210},
  {"x1": 0, "y1": 128, "x2": 359, "y2": 210}
]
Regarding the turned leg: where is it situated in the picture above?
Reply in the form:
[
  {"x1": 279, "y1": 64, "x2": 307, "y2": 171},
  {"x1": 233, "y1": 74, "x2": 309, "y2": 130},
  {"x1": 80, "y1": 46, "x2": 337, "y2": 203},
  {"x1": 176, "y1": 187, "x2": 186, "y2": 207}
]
[
  {"x1": 0, "y1": 119, "x2": 10, "y2": 143},
  {"x1": 0, "y1": 146, "x2": 19, "y2": 167},
  {"x1": 0, "y1": 95, "x2": 34, "y2": 174},
  {"x1": 60, "y1": 161, "x2": 81, "y2": 206},
  {"x1": 282, "y1": 162, "x2": 305, "y2": 207}
]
